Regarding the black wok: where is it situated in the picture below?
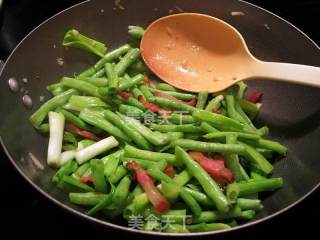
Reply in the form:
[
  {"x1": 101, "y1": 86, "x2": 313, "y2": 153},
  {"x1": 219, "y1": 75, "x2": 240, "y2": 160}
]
[{"x1": 0, "y1": 0, "x2": 319, "y2": 237}]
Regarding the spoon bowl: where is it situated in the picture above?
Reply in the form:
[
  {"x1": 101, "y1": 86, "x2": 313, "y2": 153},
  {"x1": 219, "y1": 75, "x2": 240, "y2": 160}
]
[{"x1": 140, "y1": 13, "x2": 320, "y2": 92}]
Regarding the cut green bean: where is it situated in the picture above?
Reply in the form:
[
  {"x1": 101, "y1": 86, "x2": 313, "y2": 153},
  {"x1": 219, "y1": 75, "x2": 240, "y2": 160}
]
[
  {"x1": 180, "y1": 188, "x2": 202, "y2": 217},
  {"x1": 170, "y1": 113, "x2": 196, "y2": 124},
  {"x1": 52, "y1": 160, "x2": 78, "y2": 183},
  {"x1": 109, "y1": 165, "x2": 127, "y2": 183},
  {"x1": 149, "y1": 96, "x2": 196, "y2": 113},
  {"x1": 205, "y1": 95, "x2": 224, "y2": 112},
  {"x1": 226, "y1": 183, "x2": 240, "y2": 203},
  {"x1": 79, "y1": 108, "x2": 130, "y2": 141},
  {"x1": 104, "y1": 110, "x2": 151, "y2": 150},
  {"x1": 149, "y1": 88, "x2": 196, "y2": 101},
  {"x1": 30, "y1": 89, "x2": 77, "y2": 127},
  {"x1": 173, "y1": 139, "x2": 245, "y2": 154},
  {"x1": 150, "y1": 124, "x2": 202, "y2": 133},
  {"x1": 237, "y1": 198, "x2": 262, "y2": 210},
  {"x1": 124, "y1": 145, "x2": 176, "y2": 164},
  {"x1": 239, "y1": 141, "x2": 273, "y2": 174},
  {"x1": 93, "y1": 44, "x2": 131, "y2": 71},
  {"x1": 238, "y1": 178, "x2": 283, "y2": 196},
  {"x1": 69, "y1": 192, "x2": 107, "y2": 206},
  {"x1": 192, "y1": 206, "x2": 242, "y2": 223},
  {"x1": 196, "y1": 91, "x2": 208, "y2": 109},
  {"x1": 61, "y1": 77, "x2": 100, "y2": 97},
  {"x1": 175, "y1": 147, "x2": 230, "y2": 213},
  {"x1": 105, "y1": 63, "x2": 119, "y2": 94},
  {"x1": 156, "y1": 83, "x2": 177, "y2": 92},
  {"x1": 90, "y1": 159, "x2": 109, "y2": 193},
  {"x1": 115, "y1": 48, "x2": 140, "y2": 76}
]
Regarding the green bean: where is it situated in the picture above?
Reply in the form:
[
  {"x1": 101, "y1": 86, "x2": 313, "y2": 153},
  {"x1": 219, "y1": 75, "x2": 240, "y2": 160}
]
[
  {"x1": 94, "y1": 44, "x2": 131, "y2": 70},
  {"x1": 148, "y1": 88, "x2": 196, "y2": 101},
  {"x1": 205, "y1": 95, "x2": 224, "y2": 112},
  {"x1": 69, "y1": 192, "x2": 107, "y2": 206},
  {"x1": 111, "y1": 176, "x2": 131, "y2": 208},
  {"x1": 102, "y1": 150, "x2": 123, "y2": 176},
  {"x1": 164, "y1": 224, "x2": 189, "y2": 233},
  {"x1": 238, "y1": 98, "x2": 261, "y2": 119},
  {"x1": 91, "y1": 68, "x2": 105, "y2": 78},
  {"x1": 78, "y1": 67, "x2": 96, "y2": 78},
  {"x1": 182, "y1": 187, "x2": 215, "y2": 207},
  {"x1": 187, "y1": 222, "x2": 231, "y2": 232},
  {"x1": 237, "y1": 198, "x2": 262, "y2": 210},
  {"x1": 223, "y1": 135, "x2": 243, "y2": 181},
  {"x1": 78, "y1": 77, "x2": 109, "y2": 87},
  {"x1": 150, "y1": 124, "x2": 202, "y2": 133},
  {"x1": 173, "y1": 139, "x2": 245, "y2": 154},
  {"x1": 236, "y1": 81, "x2": 247, "y2": 99},
  {"x1": 124, "y1": 145, "x2": 176, "y2": 164},
  {"x1": 52, "y1": 160, "x2": 78, "y2": 183},
  {"x1": 170, "y1": 113, "x2": 196, "y2": 124},
  {"x1": 132, "y1": 87, "x2": 144, "y2": 99},
  {"x1": 250, "y1": 171, "x2": 266, "y2": 180},
  {"x1": 175, "y1": 147, "x2": 230, "y2": 213},
  {"x1": 79, "y1": 108, "x2": 130, "y2": 141},
  {"x1": 226, "y1": 94, "x2": 253, "y2": 128},
  {"x1": 149, "y1": 96, "x2": 196, "y2": 113},
  {"x1": 122, "y1": 157, "x2": 158, "y2": 169},
  {"x1": 30, "y1": 89, "x2": 78, "y2": 127},
  {"x1": 115, "y1": 48, "x2": 140, "y2": 76},
  {"x1": 104, "y1": 63, "x2": 119, "y2": 94},
  {"x1": 128, "y1": 25, "x2": 145, "y2": 39},
  {"x1": 109, "y1": 165, "x2": 127, "y2": 183},
  {"x1": 184, "y1": 133, "x2": 202, "y2": 140},
  {"x1": 244, "y1": 139, "x2": 288, "y2": 156},
  {"x1": 36, "y1": 123, "x2": 49, "y2": 133},
  {"x1": 200, "y1": 122, "x2": 220, "y2": 133},
  {"x1": 196, "y1": 91, "x2": 209, "y2": 109},
  {"x1": 73, "y1": 162, "x2": 90, "y2": 178},
  {"x1": 90, "y1": 159, "x2": 109, "y2": 193},
  {"x1": 180, "y1": 188, "x2": 202, "y2": 217},
  {"x1": 61, "y1": 77, "x2": 101, "y2": 97},
  {"x1": 58, "y1": 175, "x2": 95, "y2": 192},
  {"x1": 160, "y1": 182, "x2": 180, "y2": 202},
  {"x1": 87, "y1": 187, "x2": 114, "y2": 215},
  {"x1": 118, "y1": 104, "x2": 144, "y2": 118},
  {"x1": 239, "y1": 141, "x2": 273, "y2": 174},
  {"x1": 57, "y1": 109, "x2": 91, "y2": 131},
  {"x1": 238, "y1": 178, "x2": 283, "y2": 196},
  {"x1": 104, "y1": 110, "x2": 151, "y2": 150},
  {"x1": 63, "y1": 29, "x2": 107, "y2": 57},
  {"x1": 119, "y1": 113, "x2": 170, "y2": 146},
  {"x1": 173, "y1": 170, "x2": 192, "y2": 186},
  {"x1": 147, "y1": 168, "x2": 173, "y2": 184},
  {"x1": 226, "y1": 183, "x2": 240, "y2": 203},
  {"x1": 128, "y1": 60, "x2": 149, "y2": 73},
  {"x1": 193, "y1": 110, "x2": 253, "y2": 133},
  {"x1": 120, "y1": 96, "x2": 146, "y2": 110},
  {"x1": 234, "y1": 99, "x2": 255, "y2": 128},
  {"x1": 156, "y1": 83, "x2": 177, "y2": 92},
  {"x1": 47, "y1": 83, "x2": 68, "y2": 96},
  {"x1": 139, "y1": 85, "x2": 154, "y2": 100},
  {"x1": 239, "y1": 210, "x2": 256, "y2": 220},
  {"x1": 118, "y1": 73, "x2": 145, "y2": 91},
  {"x1": 192, "y1": 206, "x2": 242, "y2": 223},
  {"x1": 68, "y1": 95, "x2": 109, "y2": 108},
  {"x1": 256, "y1": 148, "x2": 274, "y2": 159},
  {"x1": 204, "y1": 132, "x2": 260, "y2": 141}
]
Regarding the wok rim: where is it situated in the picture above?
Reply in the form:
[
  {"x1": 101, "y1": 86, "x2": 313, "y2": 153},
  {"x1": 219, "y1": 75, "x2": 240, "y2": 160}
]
[{"x1": 0, "y1": 0, "x2": 319, "y2": 236}]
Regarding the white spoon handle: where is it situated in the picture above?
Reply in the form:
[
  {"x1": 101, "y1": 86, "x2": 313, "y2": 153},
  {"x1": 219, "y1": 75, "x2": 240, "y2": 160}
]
[{"x1": 250, "y1": 61, "x2": 320, "y2": 87}]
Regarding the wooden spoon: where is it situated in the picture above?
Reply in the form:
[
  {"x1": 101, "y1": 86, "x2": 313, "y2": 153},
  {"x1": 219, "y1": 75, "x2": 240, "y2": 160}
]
[{"x1": 140, "y1": 13, "x2": 320, "y2": 93}]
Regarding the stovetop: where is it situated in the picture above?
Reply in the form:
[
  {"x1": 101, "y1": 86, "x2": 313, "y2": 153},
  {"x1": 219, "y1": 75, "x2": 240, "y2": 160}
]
[{"x1": 1, "y1": 0, "x2": 319, "y2": 239}]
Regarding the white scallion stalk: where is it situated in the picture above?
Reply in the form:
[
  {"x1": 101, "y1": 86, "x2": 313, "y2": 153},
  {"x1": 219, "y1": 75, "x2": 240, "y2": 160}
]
[
  {"x1": 59, "y1": 150, "x2": 76, "y2": 166},
  {"x1": 75, "y1": 136, "x2": 119, "y2": 164},
  {"x1": 47, "y1": 112, "x2": 65, "y2": 168}
]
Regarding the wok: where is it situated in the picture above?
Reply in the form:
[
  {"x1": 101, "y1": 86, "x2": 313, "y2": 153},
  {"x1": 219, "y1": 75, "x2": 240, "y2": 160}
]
[{"x1": 0, "y1": 0, "x2": 319, "y2": 237}]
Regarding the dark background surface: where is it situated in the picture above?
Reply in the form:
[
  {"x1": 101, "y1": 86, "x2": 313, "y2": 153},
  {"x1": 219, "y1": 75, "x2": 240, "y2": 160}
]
[{"x1": 0, "y1": 0, "x2": 319, "y2": 239}]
